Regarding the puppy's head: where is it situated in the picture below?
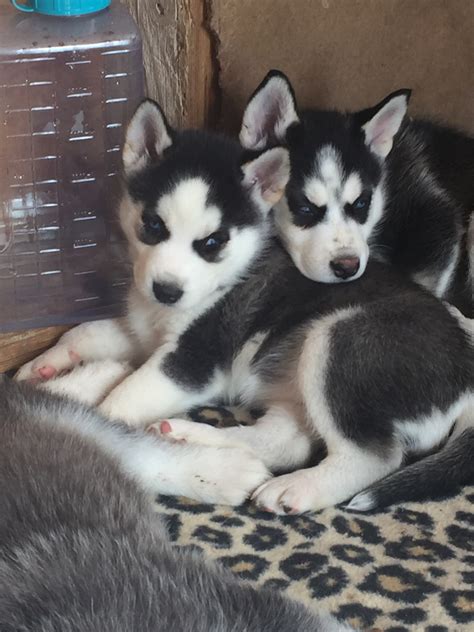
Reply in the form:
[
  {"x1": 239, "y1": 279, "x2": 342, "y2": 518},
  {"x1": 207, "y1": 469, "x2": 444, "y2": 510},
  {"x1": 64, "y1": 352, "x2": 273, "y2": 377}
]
[
  {"x1": 241, "y1": 71, "x2": 411, "y2": 283},
  {"x1": 120, "y1": 100, "x2": 289, "y2": 310}
]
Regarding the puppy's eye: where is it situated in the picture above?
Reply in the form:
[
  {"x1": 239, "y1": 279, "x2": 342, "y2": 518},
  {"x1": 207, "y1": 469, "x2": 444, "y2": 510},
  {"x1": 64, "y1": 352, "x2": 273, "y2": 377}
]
[
  {"x1": 203, "y1": 230, "x2": 229, "y2": 252},
  {"x1": 148, "y1": 218, "x2": 160, "y2": 230},
  {"x1": 297, "y1": 205, "x2": 314, "y2": 215},
  {"x1": 146, "y1": 215, "x2": 164, "y2": 232},
  {"x1": 194, "y1": 229, "x2": 230, "y2": 261},
  {"x1": 140, "y1": 213, "x2": 169, "y2": 245},
  {"x1": 204, "y1": 235, "x2": 221, "y2": 250},
  {"x1": 346, "y1": 191, "x2": 372, "y2": 222},
  {"x1": 353, "y1": 196, "x2": 368, "y2": 211},
  {"x1": 291, "y1": 200, "x2": 326, "y2": 228}
]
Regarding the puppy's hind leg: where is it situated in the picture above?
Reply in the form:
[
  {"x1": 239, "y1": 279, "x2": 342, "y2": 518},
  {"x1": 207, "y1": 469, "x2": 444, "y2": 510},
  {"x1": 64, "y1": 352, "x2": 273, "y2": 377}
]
[
  {"x1": 251, "y1": 308, "x2": 404, "y2": 513},
  {"x1": 252, "y1": 441, "x2": 402, "y2": 514}
]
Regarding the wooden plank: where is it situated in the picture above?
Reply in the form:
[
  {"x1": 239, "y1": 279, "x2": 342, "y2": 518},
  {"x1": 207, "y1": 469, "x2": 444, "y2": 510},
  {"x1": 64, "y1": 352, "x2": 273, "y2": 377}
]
[
  {"x1": 0, "y1": 326, "x2": 69, "y2": 373},
  {"x1": 182, "y1": 0, "x2": 218, "y2": 128},
  {"x1": 121, "y1": 0, "x2": 187, "y2": 127},
  {"x1": 120, "y1": 0, "x2": 217, "y2": 128}
]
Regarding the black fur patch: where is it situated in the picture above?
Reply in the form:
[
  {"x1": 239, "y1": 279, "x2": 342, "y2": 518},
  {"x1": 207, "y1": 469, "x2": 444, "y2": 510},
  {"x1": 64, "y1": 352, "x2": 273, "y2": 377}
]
[
  {"x1": 287, "y1": 109, "x2": 382, "y2": 187},
  {"x1": 127, "y1": 130, "x2": 258, "y2": 230}
]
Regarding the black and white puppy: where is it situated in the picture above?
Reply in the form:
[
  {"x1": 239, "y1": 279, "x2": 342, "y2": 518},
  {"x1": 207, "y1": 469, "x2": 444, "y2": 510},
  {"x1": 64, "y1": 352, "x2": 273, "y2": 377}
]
[
  {"x1": 17, "y1": 101, "x2": 474, "y2": 513},
  {"x1": 240, "y1": 70, "x2": 473, "y2": 316}
]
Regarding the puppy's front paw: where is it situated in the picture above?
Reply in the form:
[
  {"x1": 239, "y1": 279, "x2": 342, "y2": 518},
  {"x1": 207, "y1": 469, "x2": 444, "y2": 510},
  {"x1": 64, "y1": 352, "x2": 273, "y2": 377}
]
[{"x1": 252, "y1": 470, "x2": 325, "y2": 514}]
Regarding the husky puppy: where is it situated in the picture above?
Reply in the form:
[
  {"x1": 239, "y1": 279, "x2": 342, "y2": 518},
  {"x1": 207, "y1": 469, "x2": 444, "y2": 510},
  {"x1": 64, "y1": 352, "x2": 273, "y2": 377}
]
[
  {"x1": 239, "y1": 71, "x2": 473, "y2": 316},
  {"x1": 0, "y1": 376, "x2": 350, "y2": 632},
  {"x1": 17, "y1": 100, "x2": 474, "y2": 513}
]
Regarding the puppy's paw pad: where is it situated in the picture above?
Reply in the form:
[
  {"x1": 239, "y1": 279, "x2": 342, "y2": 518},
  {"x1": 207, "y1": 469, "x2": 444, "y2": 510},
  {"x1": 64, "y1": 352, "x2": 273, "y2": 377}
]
[
  {"x1": 37, "y1": 366, "x2": 57, "y2": 380},
  {"x1": 148, "y1": 420, "x2": 187, "y2": 444},
  {"x1": 150, "y1": 418, "x2": 230, "y2": 447},
  {"x1": 16, "y1": 345, "x2": 80, "y2": 383},
  {"x1": 158, "y1": 420, "x2": 172, "y2": 435}
]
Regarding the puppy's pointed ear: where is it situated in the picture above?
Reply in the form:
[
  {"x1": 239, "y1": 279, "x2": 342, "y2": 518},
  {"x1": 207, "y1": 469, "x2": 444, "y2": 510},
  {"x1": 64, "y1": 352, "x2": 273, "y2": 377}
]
[
  {"x1": 240, "y1": 70, "x2": 299, "y2": 150},
  {"x1": 123, "y1": 99, "x2": 174, "y2": 175},
  {"x1": 241, "y1": 147, "x2": 290, "y2": 214},
  {"x1": 355, "y1": 89, "x2": 411, "y2": 159}
]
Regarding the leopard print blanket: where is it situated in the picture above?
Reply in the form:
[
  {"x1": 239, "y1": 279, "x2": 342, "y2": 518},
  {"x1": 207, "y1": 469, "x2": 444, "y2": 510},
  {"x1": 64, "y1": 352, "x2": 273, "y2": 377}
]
[{"x1": 156, "y1": 406, "x2": 474, "y2": 632}]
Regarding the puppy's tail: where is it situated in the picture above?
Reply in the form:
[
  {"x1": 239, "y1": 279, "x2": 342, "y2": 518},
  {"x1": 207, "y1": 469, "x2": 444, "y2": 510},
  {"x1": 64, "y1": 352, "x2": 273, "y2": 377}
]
[{"x1": 346, "y1": 425, "x2": 474, "y2": 512}]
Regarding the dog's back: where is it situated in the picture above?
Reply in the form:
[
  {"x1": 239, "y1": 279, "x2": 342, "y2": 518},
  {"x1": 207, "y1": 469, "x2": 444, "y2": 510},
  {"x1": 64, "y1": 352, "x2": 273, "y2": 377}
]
[
  {"x1": 382, "y1": 118, "x2": 473, "y2": 315},
  {"x1": 416, "y1": 119, "x2": 474, "y2": 214},
  {"x1": 0, "y1": 378, "x2": 351, "y2": 632}
]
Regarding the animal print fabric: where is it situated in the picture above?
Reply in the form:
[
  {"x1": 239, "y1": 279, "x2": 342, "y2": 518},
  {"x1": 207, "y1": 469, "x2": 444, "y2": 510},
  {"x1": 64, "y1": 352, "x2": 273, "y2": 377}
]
[{"x1": 156, "y1": 406, "x2": 474, "y2": 632}]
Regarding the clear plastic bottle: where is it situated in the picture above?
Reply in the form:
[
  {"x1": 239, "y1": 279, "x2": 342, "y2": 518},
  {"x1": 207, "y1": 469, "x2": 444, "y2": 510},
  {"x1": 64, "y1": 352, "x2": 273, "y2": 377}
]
[{"x1": 0, "y1": 0, "x2": 144, "y2": 331}]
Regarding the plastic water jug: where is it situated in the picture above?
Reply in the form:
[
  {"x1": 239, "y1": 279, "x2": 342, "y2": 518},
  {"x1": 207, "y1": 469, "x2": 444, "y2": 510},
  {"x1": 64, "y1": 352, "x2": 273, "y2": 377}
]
[{"x1": 0, "y1": 0, "x2": 144, "y2": 332}]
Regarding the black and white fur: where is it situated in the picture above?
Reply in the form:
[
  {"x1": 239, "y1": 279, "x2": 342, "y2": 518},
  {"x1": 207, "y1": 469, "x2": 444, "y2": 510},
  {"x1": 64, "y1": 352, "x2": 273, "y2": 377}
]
[
  {"x1": 17, "y1": 100, "x2": 474, "y2": 513},
  {"x1": 238, "y1": 71, "x2": 474, "y2": 509},
  {"x1": 0, "y1": 376, "x2": 350, "y2": 632},
  {"x1": 240, "y1": 70, "x2": 473, "y2": 316}
]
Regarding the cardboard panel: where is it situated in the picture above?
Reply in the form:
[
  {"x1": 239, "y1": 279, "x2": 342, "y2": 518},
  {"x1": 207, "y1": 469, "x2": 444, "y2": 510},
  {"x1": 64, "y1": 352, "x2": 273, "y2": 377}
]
[{"x1": 210, "y1": 0, "x2": 474, "y2": 133}]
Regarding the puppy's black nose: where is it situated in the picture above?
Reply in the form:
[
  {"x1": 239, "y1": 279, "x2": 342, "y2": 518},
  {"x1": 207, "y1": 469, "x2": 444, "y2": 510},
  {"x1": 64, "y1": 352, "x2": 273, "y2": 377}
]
[
  {"x1": 330, "y1": 257, "x2": 360, "y2": 279},
  {"x1": 152, "y1": 282, "x2": 183, "y2": 305}
]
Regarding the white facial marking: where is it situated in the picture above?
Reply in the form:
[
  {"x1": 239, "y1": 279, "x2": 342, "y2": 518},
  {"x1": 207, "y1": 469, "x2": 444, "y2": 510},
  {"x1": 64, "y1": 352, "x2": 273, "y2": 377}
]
[
  {"x1": 342, "y1": 172, "x2": 362, "y2": 204},
  {"x1": 318, "y1": 147, "x2": 342, "y2": 189},
  {"x1": 304, "y1": 179, "x2": 328, "y2": 208},
  {"x1": 159, "y1": 179, "x2": 221, "y2": 239}
]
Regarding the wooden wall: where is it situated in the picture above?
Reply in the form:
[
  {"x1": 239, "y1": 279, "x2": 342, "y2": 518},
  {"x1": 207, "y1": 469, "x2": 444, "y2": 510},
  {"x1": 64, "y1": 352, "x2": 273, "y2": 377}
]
[
  {"x1": 211, "y1": 0, "x2": 474, "y2": 135},
  {"x1": 121, "y1": 0, "x2": 217, "y2": 128}
]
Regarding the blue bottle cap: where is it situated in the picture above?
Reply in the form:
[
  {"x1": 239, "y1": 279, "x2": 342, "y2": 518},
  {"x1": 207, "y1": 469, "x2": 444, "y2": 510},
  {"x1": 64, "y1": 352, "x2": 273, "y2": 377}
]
[{"x1": 10, "y1": 0, "x2": 111, "y2": 16}]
